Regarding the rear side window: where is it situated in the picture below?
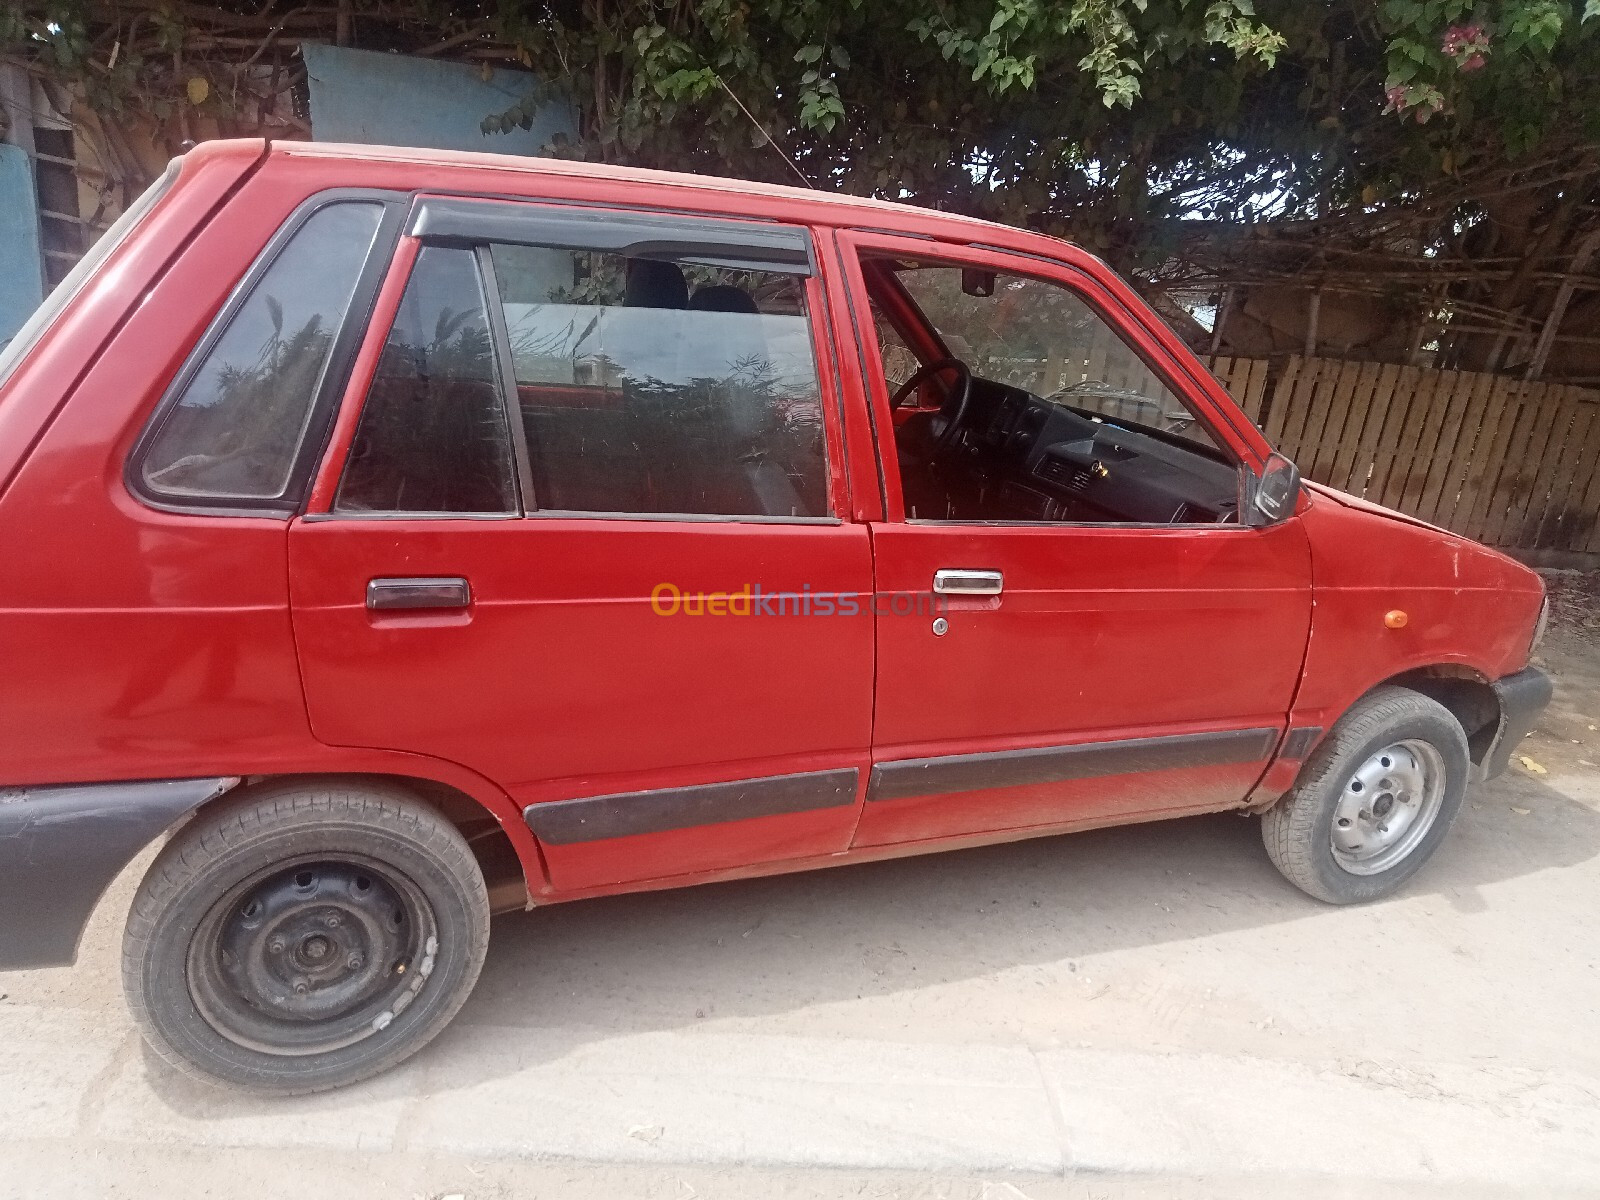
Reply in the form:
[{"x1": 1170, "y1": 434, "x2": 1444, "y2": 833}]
[
  {"x1": 335, "y1": 246, "x2": 518, "y2": 514},
  {"x1": 491, "y1": 246, "x2": 829, "y2": 518},
  {"x1": 330, "y1": 205, "x2": 833, "y2": 521},
  {"x1": 137, "y1": 201, "x2": 385, "y2": 504}
]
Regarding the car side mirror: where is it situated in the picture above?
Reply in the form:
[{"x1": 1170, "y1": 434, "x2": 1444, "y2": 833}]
[{"x1": 1250, "y1": 453, "x2": 1301, "y2": 526}]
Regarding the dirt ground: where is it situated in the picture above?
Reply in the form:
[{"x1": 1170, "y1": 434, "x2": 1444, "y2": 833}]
[
  {"x1": 3, "y1": 573, "x2": 1600, "y2": 1198},
  {"x1": 1532, "y1": 569, "x2": 1600, "y2": 775}
]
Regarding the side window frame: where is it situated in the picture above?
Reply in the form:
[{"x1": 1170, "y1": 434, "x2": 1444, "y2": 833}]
[
  {"x1": 125, "y1": 188, "x2": 409, "y2": 518},
  {"x1": 474, "y1": 244, "x2": 539, "y2": 515},
  {"x1": 307, "y1": 194, "x2": 847, "y2": 525},
  {"x1": 331, "y1": 241, "x2": 524, "y2": 518},
  {"x1": 835, "y1": 228, "x2": 1265, "y2": 529}
]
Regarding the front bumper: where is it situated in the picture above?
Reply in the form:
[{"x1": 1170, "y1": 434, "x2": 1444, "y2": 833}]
[
  {"x1": 0, "y1": 777, "x2": 236, "y2": 969},
  {"x1": 1481, "y1": 667, "x2": 1555, "y2": 781}
]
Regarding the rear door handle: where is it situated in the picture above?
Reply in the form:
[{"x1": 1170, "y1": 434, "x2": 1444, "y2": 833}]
[
  {"x1": 933, "y1": 569, "x2": 1003, "y2": 596},
  {"x1": 366, "y1": 576, "x2": 471, "y2": 611}
]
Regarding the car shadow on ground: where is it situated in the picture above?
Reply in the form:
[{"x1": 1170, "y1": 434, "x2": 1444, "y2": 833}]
[{"x1": 477, "y1": 765, "x2": 1598, "y2": 1005}]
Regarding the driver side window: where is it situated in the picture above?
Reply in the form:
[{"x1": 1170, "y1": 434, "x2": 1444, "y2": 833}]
[
  {"x1": 869, "y1": 298, "x2": 920, "y2": 395},
  {"x1": 861, "y1": 258, "x2": 1240, "y2": 526}
]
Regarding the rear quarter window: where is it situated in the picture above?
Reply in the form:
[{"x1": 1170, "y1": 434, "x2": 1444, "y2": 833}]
[{"x1": 134, "y1": 199, "x2": 388, "y2": 509}]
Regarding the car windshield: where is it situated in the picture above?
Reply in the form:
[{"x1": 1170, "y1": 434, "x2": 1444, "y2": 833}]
[
  {"x1": 0, "y1": 158, "x2": 180, "y2": 395},
  {"x1": 889, "y1": 262, "x2": 1224, "y2": 453}
]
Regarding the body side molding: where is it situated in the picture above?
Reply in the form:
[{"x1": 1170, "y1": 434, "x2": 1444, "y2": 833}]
[
  {"x1": 868, "y1": 727, "x2": 1280, "y2": 803},
  {"x1": 523, "y1": 768, "x2": 860, "y2": 845},
  {"x1": 1280, "y1": 725, "x2": 1324, "y2": 761}
]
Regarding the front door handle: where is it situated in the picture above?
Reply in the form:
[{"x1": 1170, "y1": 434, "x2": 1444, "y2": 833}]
[
  {"x1": 366, "y1": 576, "x2": 471, "y2": 612},
  {"x1": 933, "y1": 569, "x2": 1003, "y2": 596}
]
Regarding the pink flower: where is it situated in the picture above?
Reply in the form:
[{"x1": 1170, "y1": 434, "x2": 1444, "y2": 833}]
[{"x1": 1441, "y1": 22, "x2": 1491, "y2": 69}]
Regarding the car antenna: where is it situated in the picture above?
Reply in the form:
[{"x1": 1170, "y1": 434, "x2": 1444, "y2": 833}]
[{"x1": 715, "y1": 75, "x2": 816, "y2": 190}]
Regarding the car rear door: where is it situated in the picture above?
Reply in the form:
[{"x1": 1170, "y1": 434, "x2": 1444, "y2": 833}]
[
  {"x1": 827, "y1": 230, "x2": 1314, "y2": 849},
  {"x1": 288, "y1": 197, "x2": 872, "y2": 893}
]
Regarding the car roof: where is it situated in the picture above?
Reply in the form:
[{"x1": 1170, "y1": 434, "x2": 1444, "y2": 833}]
[{"x1": 272, "y1": 140, "x2": 1024, "y2": 240}]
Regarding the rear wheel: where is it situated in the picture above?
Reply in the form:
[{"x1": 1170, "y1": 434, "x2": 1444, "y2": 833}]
[
  {"x1": 122, "y1": 780, "x2": 489, "y2": 1094},
  {"x1": 1263, "y1": 687, "x2": 1470, "y2": 904}
]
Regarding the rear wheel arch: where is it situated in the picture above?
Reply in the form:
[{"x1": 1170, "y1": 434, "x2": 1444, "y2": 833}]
[
  {"x1": 179, "y1": 772, "x2": 533, "y2": 914},
  {"x1": 123, "y1": 776, "x2": 492, "y2": 1092}
]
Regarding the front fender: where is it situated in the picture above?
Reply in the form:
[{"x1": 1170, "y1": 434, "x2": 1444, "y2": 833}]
[{"x1": 0, "y1": 776, "x2": 237, "y2": 969}]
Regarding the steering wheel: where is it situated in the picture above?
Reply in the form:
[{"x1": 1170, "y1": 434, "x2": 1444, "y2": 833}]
[{"x1": 890, "y1": 357, "x2": 973, "y2": 457}]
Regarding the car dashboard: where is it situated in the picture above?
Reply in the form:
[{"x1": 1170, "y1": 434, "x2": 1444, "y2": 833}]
[{"x1": 953, "y1": 384, "x2": 1241, "y2": 524}]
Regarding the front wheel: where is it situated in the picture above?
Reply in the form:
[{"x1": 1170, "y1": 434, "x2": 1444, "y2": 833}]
[
  {"x1": 122, "y1": 780, "x2": 490, "y2": 1094},
  {"x1": 1263, "y1": 687, "x2": 1470, "y2": 904}
]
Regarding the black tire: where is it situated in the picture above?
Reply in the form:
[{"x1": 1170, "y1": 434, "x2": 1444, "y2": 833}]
[
  {"x1": 1263, "y1": 686, "x2": 1470, "y2": 904},
  {"x1": 122, "y1": 779, "x2": 489, "y2": 1095}
]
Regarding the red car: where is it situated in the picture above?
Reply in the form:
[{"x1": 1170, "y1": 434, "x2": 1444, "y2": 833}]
[{"x1": 0, "y1": 140, "x2": 1550, "y2": 1093}]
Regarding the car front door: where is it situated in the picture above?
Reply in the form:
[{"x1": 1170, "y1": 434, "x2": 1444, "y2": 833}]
[
  {"x1": 288, "y1": 198, "x2": 872, "y2": 893},
  {"x1": 829, "y1": 230, "x2": 1313, "y2": 849}
]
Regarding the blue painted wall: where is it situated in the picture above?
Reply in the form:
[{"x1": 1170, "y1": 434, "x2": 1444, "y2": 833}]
[
  {"x1": 0, "y1": 144, "x2": 45, "y2": 348},
  {"x1": 0, "y1": 48, "x2": 574, "y2": 347},
  {"x1": 301, "y1": 44, "x2": 576, "y2": 155}
]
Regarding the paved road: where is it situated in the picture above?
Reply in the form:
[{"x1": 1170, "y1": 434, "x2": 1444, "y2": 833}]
[{"x1": 5, "y1": 638, "x2": 1600, "y2": 1197}]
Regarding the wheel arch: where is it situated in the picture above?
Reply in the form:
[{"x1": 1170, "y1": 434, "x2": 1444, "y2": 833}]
[
  {"x1": 4, "y1": 757, "x2": 547, "y2": 970},
  {"x1": 196, "y1": 771, "x2": 537, "y2": 915},
  {"x1": 1379, "y1": 666, "x2": 1501, "y2": 769},
  {"x1": 1256, "y1": 661, "x2": 1507, "y2": 814}
]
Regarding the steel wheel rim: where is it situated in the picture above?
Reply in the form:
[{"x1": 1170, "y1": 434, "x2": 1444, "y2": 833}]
[
  {"x1": 1330, "y1": 739, "x2": 1446, "y2": 876},
  {"x1": 187, "y1": 854, "x2": 439, "y2": 1056}
]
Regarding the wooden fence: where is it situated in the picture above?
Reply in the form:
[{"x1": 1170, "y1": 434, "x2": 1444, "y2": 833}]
[{"x1": 1206, "y1": 355, "x2": 1600, "y2": 557}]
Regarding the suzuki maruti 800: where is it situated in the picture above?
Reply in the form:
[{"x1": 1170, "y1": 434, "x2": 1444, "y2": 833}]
[{"x1": 0, "y1": 140, "x2": 1551, "y2": 1092}]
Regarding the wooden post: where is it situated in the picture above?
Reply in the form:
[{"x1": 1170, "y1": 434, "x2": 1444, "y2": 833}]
[
  {"x1": 1407, "y1": 317, "x2": 1431, "y2": 366},
  {"x1": 1526, "y1": 228, "x2": 1600, "y2": 381},
  {"x1": 1208, "y1": 285, "x2": 1233, "y2": 355},
  {"x1": 1304, "y1": 290, "x2": 1322, "y2": 360}
]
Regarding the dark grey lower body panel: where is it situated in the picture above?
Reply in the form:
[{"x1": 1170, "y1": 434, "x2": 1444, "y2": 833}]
[
  {"x1": 0, "y1": 776, "x2": 238, "y2": 970},
  {"x1": 868, "y1": 727, "x2": 1280, "y2": 803},
  {"x1": 523, "y1": 768, "x2": 860, "y2": 845},
  {"x1": 1483, "y1": 666, "x2": 1555, "y2": 780},
  {"x1": 1280, "y1": 725, "x2": 1324, "y2": 762}
]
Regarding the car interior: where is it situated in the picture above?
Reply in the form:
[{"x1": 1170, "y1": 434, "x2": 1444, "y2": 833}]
[{"x1": 862, "y1": 257, "x2": 1244, "y2": 525}]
